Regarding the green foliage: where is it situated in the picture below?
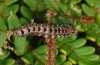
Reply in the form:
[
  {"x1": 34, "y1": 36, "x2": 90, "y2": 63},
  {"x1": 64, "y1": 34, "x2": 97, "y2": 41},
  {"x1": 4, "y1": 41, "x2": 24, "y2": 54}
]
[
  {"x1": 6, "y1": 0, "x2": 17, "y2": 6},
  {"x1": 0, "y1": 50, "x2": 10, "y2": 60},
  {"x1": 0, "y1": 32, "x2": 7, "y2": 47},
  {"x1": 0, "y1": 0, "x2": 100, "y2": 65},
  {"x1": 82, "y1": 4, "x2": 95, "y2": 16},
  {"x1": 0, "y1": 18, "x2": 7, "y2": 31},
  {"x1": 8, "y1": 12, "x2": 21, "y2": 30},
  {"x1": 0, "y1": 58, "x2": 15, "y2": 65},
  {"x1": 14, "y1": 36, "x2": 27, "y2": 56},
  {"x1": 60, "y1": 38, "x2": 99, "y2": 65},
  {"x1": 95, "y1": 12, "x2": 100, "y2": 28},
  {"x1": 21, "y1": 52, "x2": 35, "y2": 64},
  {"x1": 23, "y1": 0, "x2": 37, "y2": 11},
  {"x1": 20, "y1": 6, "x2": 33, "y2": 20}
]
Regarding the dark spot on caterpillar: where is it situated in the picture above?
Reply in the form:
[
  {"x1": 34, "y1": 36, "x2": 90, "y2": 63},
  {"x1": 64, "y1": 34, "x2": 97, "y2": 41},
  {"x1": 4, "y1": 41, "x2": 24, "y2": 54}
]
[
  {"x1": 44, "y1": 28, "x2": 47, "y2": 32},
  {"x1": 38, "y1": 27, "x2": 41, "y2": 31},
  {"x1": 21, "y1": 30, "x2": 24, "y2": 35},
  {"x1": 27, "y1": 28, "x2": 30, "y2": 32}
]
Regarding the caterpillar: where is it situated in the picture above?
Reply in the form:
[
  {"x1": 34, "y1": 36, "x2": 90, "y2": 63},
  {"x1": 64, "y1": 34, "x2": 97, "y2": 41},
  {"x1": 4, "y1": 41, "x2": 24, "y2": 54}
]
[
  {"x1": 14, "y1": 23, "x2": 76, "y2": 38},
  {"x1": 0, "y1": 22, "x2": 76, "y2": 65}
]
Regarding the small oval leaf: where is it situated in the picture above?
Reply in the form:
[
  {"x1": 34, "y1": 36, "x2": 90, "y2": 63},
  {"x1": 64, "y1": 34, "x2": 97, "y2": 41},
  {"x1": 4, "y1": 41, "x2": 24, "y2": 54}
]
[
  {"x1": 8, "y1": 12, "x2": 21, "y2": 30},
  {"x1": 6, "y1": 0, "x2": 17, "y2": 6},
  {"x1": 34, "y1": 45, "x2": 47, "y2": 54},
  {"x1": 0, "y1": 50, "x2": 10, "y2": 60},
  {"x1": 82, "y1": 54, "x2": 99, "y2": 61},
  {"x1": 20, "y1": 17, "x2": 28, "y2": 25},
  {"x1": 55, "y1": 54, "x2": 66, "y2": 65},
  {"x1": 14, "y1": 36, "x2": 27, "y2": 56},
  {"x1": 62, "y1": 61, "x2": 72, "y2": 65},
  {"x1": 0, "y1": 32, "x2": 7, "y2": 47},
  {"x1": 20, "y1": 6, "x2": 33, "y2": 20},
  {"x1": 6, "y1": 58, "x2": 15, "y2": 65},
  {"x1": 82, "y1": 4, "x2": 95, "y2": 16},
  {"x1": 4, "y1": 4, "x2": 19, "y2": 17},
  {"x1": 76, "y1": 46, "x2": 95, "y2": 55},
  {"x1": 95, "y1": 12, "x2": 100, "y2": 28},
  {"x1": 0, "y1": 18, "x2": 7, "y2": 31},
  {"x1": 70, "y1": 0, "x2": 81, "y2": 5},
  {"x1": 85, "y1": 0, "x2": 94, "y2": 6},
  {"x1": 95, "y1": 0, "x2": 100, "y2": 8},
  {"x1": 24, "y1": 0, "x2": 37, "y2": 11},
  {"x1": 45, "y1": 0, "x2": 60, "y2": 13},
  {"x1": 21, "y1": 52, "x2": 35, "y2": 64},
  {"x1": 69, "y1": 38, "x2": 86, "y2": 48}
]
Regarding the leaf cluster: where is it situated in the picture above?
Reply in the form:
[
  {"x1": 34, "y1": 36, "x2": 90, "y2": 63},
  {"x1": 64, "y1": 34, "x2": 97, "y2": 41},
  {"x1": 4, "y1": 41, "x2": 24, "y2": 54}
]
[{"x1": 0, "y1": 0, "x2": 100, "y2": 65}]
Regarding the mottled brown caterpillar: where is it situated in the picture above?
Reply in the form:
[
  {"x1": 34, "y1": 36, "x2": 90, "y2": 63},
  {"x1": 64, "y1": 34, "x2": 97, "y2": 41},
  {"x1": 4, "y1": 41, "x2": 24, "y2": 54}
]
[{"x1": 14, "y1": 23, "x2": 76, "y2": 38}]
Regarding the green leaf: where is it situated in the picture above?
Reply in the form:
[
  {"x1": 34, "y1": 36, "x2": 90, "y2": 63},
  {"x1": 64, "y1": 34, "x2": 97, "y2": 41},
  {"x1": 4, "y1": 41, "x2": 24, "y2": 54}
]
[
  {"x1": 20, "y1": 17, "x2": 28, "y2": 25},
  {"x1": 34, "y1": 45, "x2": 47, "y2": 54},
  {"x1": 85, "y1": 0, "x2": 94, "y2": 6},
  {"x1": 95, "y1": 0, "x2": 100, "y2": 8},
  {"x1": 0, "y1": 50, "x2": 10, "y2": 60},
  {"x1": 64, "y1": 34, "x2": 77, "y2": 42},
  {"x1": 56, "y1": 37, "x2": 66, "y2": 48},
  {"x1": 37, "y1": 1, "x2": 47, "y2": 12},
  {"x1": 55, "y1": 54, "x2": 66, "y2": 65},
  {"x1": 59, "y1": 3, "x2": 67, "y2": 14},
  {"x1": 82, "y1": 4, "x2": 95, "y2": 16},
  {"x1": 86, "y1": 25, "x2": 99, "y2": 42},
  {"x1": 59, "y1": 49, "x2": 67, "y2": 56},
  {"x1": 82, "y1": 54, "x2": 99, "y2": 61},
  {"x1": 38, "y1": 53, "x2": 46, "y2": 62},
  {"x1": 95, "y1": 12, "x2": 100, "y2": 28},
  {"x1": 68, "y1": 57, "x2": 77, "y2": 64},
  {"x1": 76, "y1": 46, "x2": 95, "y2": 55},
  {"x1": 23, "y1": 0, "x2": 37, "y2": 11},
  {"x1": 8, "y1": 12, "x2": 21, "y2": 30},
  {"x1": 14, "y1": 36, "x2": 27, "y2": 56},
  {"x1": 70, "y1": 0, "x2": 81, "y2": 5},
  {"x1": 20, "y1": 6, "x2": 33, "y2": 20},
  {"x1": 60, "y1": 0, "x2": 68, "y2": 4},
  {"x1": 0, "y1": 3, "x2": 3, "y2": 14},
  {"x1": 79, "y1": 23, "x2": 92, "y2": 32},
  {"x1": 56, "y1": 34, "x2": 77, "y2": 48},
  {"x1": 97, "y1": 36, "x2": 100, "y2": 46},
  {"x1": 0, "y1": 18, "x2": 7, "y2": 31},
  {"x1": 0, "y1": 58, "x2": 15, "y2": 65},
  {"x1": 69, "y1": 38, "x2": 86, "y2": 48},
  {"x1": 4, "y1": 4, "x2": 19, "y2": 17},
  {"x1": 0, "y1": 32, "x2": 7, "y2": 47},
  {"x1": 32, "y1": 51, "x2": 46, "y2": 64},
  {"x1": 69, "y1": 52, "x2": 78, "y2": 64},
  {"x1": 52, "y1": 16, "x2": 58, "y2": 24},
  {"x1": 45, "y1": 0, "x2": 60, "y2": 13},
  {"x1": 21, "y1": 52, "x2": 35, "y2": 64},
  {"x1": 62, "y1": 61, "x2": 72, "y2": 65},
  {"x1": 78, "y1": 59, "x2": 98, "y2": 65},
  {"x1": 6, "y1": 0, "x2": 17, "y2": 6},
  {"x1": 34, "y1": 60, "x2": 44, "y2": 65},
  {"x1": 5, "y1": 58, "x2": 15, "y2": 65},
  {"x1": 54, "y1": 49, "x2": 58, "y2": 56},
  {"x1": 71, "y1": 5, "x2": 82, "y2": 17},
  {"x1": 60, "y1": 44, "x2": 72, "y2": 55}
]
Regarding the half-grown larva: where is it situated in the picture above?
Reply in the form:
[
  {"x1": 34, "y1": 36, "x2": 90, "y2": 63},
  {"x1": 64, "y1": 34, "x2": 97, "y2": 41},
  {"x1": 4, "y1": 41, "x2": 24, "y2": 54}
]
[{"x1": 14, "y1": 23, "x2": 75, "y2": 38}]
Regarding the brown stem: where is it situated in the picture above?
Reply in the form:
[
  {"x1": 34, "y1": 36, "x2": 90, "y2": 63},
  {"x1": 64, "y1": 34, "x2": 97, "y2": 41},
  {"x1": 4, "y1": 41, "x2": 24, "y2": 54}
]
[{"x1": 45, "y1": 38, "x2": 56, "y2": 65}]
